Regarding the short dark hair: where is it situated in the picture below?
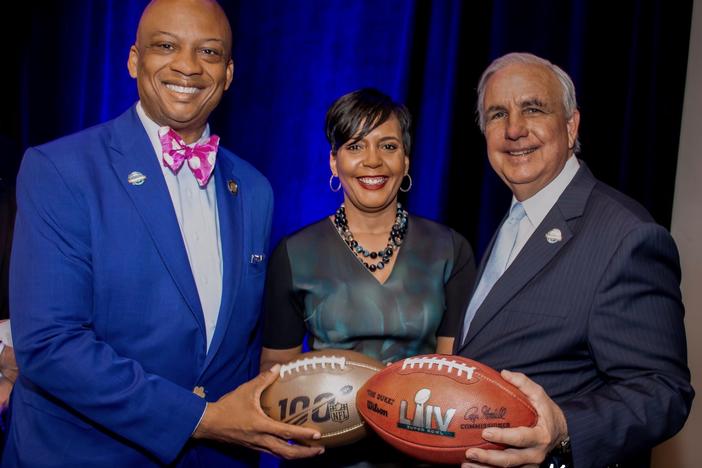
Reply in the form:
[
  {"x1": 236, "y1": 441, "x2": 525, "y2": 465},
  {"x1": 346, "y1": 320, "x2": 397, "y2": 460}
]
[{"x1": 325, "y1": 88, "x2": 411, "y2": 156}]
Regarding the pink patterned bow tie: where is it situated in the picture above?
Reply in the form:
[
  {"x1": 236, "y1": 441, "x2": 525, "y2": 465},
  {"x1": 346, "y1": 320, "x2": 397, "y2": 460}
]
[{"x1": 158, "y1": 127, "x2": 219, "y2": 187}]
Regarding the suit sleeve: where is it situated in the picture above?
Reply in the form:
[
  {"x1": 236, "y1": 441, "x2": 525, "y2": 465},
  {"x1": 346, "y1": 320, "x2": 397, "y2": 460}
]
[
  {"x1": 10, "y1": 148, "x2": 206, "y2": 464},
  {"x1": 560, "y1": 223, "x2": 694, "y2": 467},
  {"x1": 262, "y1": 239, "x2": 308, "y2": 349}
]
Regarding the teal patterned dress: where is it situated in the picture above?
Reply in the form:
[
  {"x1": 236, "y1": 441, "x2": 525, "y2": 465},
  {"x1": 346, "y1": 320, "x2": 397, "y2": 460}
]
[
  {"x1": 263, "y1": 215, "x2": 475, "y2": 363},
  {"x1": 262, "y1": 215, "x2": 475, "y2": 467}
]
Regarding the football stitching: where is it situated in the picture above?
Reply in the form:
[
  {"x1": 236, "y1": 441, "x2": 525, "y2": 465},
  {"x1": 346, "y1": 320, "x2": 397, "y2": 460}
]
[
  {"x1": 401, "y1": 356, "x2": 476, "y2": 379},
  {"x1": 279, "y1": 356, "x2": 347, "y2": 377}
]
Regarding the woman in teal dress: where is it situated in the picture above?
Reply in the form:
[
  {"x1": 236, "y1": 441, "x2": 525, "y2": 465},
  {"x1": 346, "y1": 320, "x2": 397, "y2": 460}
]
[{"x1": 261, "y1": 88, "x2": 475, "y2": 467}]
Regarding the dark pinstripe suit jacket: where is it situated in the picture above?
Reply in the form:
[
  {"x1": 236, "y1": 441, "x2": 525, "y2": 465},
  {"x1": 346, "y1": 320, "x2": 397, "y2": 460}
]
[{"x1": 455, "y1": 163, "x2": 693, "y2": 468}]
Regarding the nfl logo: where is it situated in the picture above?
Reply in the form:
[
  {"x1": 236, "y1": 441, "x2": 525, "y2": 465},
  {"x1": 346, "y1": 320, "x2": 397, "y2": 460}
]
[{"x1": 329, "y1": 402, "x2": 350, "y2": 423}]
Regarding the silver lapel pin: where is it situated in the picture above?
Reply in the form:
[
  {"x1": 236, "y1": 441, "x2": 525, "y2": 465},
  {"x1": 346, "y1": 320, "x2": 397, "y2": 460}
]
[
  {"x1": 127, "y1": 171, "x2": 147, "y2": 186},
  {"x1": 545, "y1": 228, "x2": 562, "y2": 244}
]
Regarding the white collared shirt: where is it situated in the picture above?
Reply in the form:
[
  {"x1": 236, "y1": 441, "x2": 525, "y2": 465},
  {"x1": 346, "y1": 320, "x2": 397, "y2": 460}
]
[
  {"x1": 505, "y1": 155, "x2": 580, "y2": 268},
  {"x1": 136, "y1": 102, "x2": 223, "y2": 351},
  {"x1": 0, "y1": 319, "x2": 11, "y2": 376}
]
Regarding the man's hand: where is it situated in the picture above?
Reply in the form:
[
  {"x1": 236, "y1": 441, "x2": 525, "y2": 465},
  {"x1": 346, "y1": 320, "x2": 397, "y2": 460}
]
[
  {"x1": 193, "y1": 365, "x2": 325, "y2": 459},
  {"x1": 462, "y1": 370, "x2": 568, "y2": 468},
  {"x1": 0, "y1": 345, "x2": 18, "y2": 383}
]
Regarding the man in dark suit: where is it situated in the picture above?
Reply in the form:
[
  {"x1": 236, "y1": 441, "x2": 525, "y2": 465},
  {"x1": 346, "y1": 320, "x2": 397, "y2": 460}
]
[
  {"x1": 3, "y1": 0, "x2": 323, "y2": 466},
  {"x1": 456, "y1": 53, "x2": 693, "y2": 468}
]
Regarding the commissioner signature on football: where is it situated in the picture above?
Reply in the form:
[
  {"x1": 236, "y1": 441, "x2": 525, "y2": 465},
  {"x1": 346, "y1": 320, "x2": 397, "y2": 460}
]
[{"x1": 464, "y1": 406, "x2": 508, "y2": 422}]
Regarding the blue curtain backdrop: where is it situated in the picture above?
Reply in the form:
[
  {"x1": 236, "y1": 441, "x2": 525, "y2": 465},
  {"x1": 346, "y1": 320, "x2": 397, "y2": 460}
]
[{"x1": 2, "y1": 0, "x2": 692, "y2": 258}]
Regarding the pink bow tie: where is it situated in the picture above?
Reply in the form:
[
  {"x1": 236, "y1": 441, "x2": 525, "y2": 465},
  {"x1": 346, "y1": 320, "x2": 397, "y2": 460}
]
[{"x1": 158, "y1": 127, "x2": 219, "y2": 187}]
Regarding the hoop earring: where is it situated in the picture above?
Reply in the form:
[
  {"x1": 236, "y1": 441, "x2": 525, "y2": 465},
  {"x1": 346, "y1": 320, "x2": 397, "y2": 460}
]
[
  {"x1": 329, "y1": 174, "x2": 341, "y2": 192},
  {"x1": 399, "y1": 174, "x2": 412, "y2": 192}
]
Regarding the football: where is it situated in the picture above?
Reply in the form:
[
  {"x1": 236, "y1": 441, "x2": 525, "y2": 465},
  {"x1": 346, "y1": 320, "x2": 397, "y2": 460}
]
[
  {"x1": 260, "y1": 349, "x2": 384, "y2": 448},
  {"x1": 356, "y1": 354, "x2": 537, "y2": 464}
]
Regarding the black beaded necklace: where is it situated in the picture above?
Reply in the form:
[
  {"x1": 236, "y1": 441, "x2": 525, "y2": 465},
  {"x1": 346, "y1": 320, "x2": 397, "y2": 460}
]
[{"x1": 333, "y1": 203, "x2": 409, "y2": 273}]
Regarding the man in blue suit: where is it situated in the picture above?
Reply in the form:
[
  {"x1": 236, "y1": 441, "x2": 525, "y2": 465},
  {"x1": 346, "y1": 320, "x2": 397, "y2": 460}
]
[
  {"x1": 3, "y1": 0, "x2": 323, "y2": 465},
  {"x1": 456, "y1": 53, "x2": 693, "y2": 468}
]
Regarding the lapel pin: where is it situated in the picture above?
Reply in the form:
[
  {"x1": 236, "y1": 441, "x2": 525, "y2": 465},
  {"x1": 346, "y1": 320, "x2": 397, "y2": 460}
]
[
  {"x1": 545, "y1": 228, "x2": 562, "y2": 244},
  {"x1": 250, "y1": 254, "x2": 265, "y2": 264},
  {"x1": 227, "y1": 180, "x2": 238, "y2": 195},
  {"x1": 127, "y1": 171, "x2": 147, "y2": 186},
  {"x1": 193, "y1": 386, "x2": 206, "y2": 398}
]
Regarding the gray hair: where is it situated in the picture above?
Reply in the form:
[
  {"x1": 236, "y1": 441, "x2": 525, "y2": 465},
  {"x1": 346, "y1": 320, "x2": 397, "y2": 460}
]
[{"x1": 476, "y1": 52, "x2": 580, "y2": 154}]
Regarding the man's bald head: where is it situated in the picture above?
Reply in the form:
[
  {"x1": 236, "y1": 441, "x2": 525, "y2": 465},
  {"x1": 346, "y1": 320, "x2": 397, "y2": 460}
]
[
  {"x1": 137, "y1": 0, "x2": 232, "y2": 59},
  {"x1": 128, "y1": 0, "x2": 234, "y2": 142}
]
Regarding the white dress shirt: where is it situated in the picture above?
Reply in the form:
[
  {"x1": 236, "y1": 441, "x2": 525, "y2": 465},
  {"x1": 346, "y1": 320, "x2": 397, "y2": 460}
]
[
  {"x1": 0, "y1": 319, "x2": 11, "y2": 376},
  {"x1": 136, "y1": 102, "x2": 223, "y2": 351},
  {"x1": 505, "y1": 155, "x2": 580, "y2": 268}
]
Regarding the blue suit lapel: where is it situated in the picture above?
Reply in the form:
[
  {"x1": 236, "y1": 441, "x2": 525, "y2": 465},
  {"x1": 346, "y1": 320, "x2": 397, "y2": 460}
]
[
  {"x1": 459, "y1": 163, "x2": 596, "y2": 351},
  {"x1": 202, "y1": 152, "x2": 244, "y2": 369},
  {"x1": 107, "y1": 107, "x2": 207, "y2": 341}
]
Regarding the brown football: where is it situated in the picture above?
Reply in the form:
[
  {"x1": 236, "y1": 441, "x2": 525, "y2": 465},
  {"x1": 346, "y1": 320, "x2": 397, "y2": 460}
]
[
  {"x1": 357, "y1": 354, "x2": 537, "y2": 464},
  {"x1": 260, "y1": 349, "x2": 384, "y2": 447}
]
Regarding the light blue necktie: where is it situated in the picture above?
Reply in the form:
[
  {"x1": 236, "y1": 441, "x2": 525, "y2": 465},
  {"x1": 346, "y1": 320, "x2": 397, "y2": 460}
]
[{"x1": 462, "y1": 202, "x2": 526, "y2": 342}]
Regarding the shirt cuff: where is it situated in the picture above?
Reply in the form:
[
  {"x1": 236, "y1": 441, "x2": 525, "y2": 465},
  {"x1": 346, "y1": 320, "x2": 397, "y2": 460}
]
[
  {"x1": 0, "y1": 341, "x2": 5, "y2": 377},
  {"x1": 0, "y1": 320, "x2": 11, "y2": 346},
  {"x1": 192, "y1": 402, "x2": 208, "y2": 436}
]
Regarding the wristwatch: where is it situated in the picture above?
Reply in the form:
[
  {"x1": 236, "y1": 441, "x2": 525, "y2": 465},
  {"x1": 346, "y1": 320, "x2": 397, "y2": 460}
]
[
  {"x1": 543, "y1": 436, "x2": 572, "y2": 468},
  {"x1": 558, "y1": 436, "x2": 571, "y2": 453}
]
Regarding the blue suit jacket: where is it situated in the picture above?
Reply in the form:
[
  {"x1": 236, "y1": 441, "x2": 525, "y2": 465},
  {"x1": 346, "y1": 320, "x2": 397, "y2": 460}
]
[
  {"x1": 455, "y1": 164, "x2": 693, "y2": 468},
  {"x1": 4, "y1": 106, "x2": 273, "y2": 467}
]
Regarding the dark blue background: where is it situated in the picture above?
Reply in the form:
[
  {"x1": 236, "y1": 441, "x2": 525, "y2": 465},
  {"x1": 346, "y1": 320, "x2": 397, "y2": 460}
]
[{"x1": 2, "y1": 0, "x2": 692, "y2": 258}]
